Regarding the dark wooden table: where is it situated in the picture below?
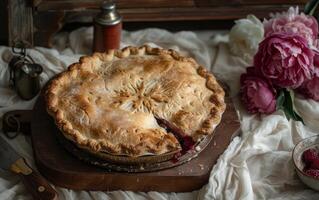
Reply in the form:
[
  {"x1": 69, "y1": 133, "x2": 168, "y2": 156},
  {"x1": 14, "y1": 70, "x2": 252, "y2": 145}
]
[{"x1": 4, "y1": 0, "x2": 308, "y2": 47}]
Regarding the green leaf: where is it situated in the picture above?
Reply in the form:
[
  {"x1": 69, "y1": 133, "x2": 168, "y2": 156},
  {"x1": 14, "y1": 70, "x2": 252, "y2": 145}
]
[
  {"x1": 280, "y1": 89, "x2": 305, "y2": 124},
  {"x1": 276, "y1": 89, "x2": 285, "y2": 110},
  {"x1": 305, "y1": 0, "x2": 319, "y2": 15}
]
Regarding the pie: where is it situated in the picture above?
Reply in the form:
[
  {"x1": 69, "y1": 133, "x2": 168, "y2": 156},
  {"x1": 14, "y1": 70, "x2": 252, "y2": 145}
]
[{"x1": 45, "y1": 45, "x2": 226, "y2": 158}]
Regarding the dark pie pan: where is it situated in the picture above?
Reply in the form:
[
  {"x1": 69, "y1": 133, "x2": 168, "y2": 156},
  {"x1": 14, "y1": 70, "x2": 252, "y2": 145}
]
[{"x1": 56, "y1": 130, "x2": 213, "y2": 173}]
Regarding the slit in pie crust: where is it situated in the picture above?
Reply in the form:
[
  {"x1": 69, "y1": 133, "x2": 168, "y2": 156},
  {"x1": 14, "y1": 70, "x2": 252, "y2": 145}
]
[{"x1": 45, "y1": 45, "x2": 226, "y2": 157}]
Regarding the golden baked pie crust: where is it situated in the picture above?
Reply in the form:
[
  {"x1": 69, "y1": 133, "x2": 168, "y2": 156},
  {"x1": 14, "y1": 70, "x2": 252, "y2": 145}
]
[{"x1": 45, "y1": 45, "x2": 226, "y2": 157}]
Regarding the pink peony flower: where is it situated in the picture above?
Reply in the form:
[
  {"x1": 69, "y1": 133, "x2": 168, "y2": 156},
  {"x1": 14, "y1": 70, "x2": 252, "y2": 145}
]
[
  {"x1": 297, "y1": 76, "x2": 319, "y2": 101},
  {"x1": 313, "y1": 48, "x2": 319, "y2": 76},
  {"x1": 254, "y1": 33, "x2": 315, "y2": 89},
  {"x1": 240, "y1": 67, "x2": 276, "y2": 114},
  {"x1": 264, "y1": 7, "x2": 318, "y2": 47},
  {"x1": 298, "y1": 43, "x2": 319, "y2": 101}
]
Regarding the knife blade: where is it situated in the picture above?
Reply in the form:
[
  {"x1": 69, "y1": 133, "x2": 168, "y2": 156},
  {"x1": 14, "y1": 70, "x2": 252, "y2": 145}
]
[
  {"x1": 0, "y1": 136, "x2": 58, "y2": 200},
  {"x1": 0, "y1": 136, "x2": 22, "y2": 170}
]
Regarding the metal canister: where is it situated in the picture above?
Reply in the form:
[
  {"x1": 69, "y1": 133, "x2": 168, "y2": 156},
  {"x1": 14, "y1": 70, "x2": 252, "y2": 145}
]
[
  {"x1": 93, "y1": 0, "x2": 122, "y2": 52},
  {"x1": 9, "y1": 56, "x2": 43, "y2": 100}
]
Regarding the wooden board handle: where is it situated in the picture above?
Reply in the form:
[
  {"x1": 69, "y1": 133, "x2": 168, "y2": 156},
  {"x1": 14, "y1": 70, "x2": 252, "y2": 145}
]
[
  {"x1": 2, "y1": 110, "x2": 32, "y2": 138},
  {"x1": 11, "y1": 158, "x2": 59, "y2": 200}
]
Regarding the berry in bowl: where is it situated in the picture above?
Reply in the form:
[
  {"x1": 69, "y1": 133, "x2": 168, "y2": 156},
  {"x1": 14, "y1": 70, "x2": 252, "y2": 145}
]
[{"x1": 293, "y1": 135, "x2": 319, "y2": 191}]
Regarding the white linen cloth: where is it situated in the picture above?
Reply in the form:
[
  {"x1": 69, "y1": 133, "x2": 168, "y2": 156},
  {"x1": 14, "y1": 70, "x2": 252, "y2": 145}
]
[{"x1": 1, "y1": 27, "x2": 319, "y2": 200}]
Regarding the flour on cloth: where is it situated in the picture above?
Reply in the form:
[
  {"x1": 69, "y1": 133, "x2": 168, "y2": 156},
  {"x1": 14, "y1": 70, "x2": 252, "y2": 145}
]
[{"x1": 1, "y1": 27, "x2": 319, "y2": 200}]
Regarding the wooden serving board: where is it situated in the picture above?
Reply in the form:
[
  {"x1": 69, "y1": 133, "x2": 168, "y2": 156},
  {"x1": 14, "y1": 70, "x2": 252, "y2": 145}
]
[{"x1": 6, "y1": 95, "x2": 240, "y2": 192}]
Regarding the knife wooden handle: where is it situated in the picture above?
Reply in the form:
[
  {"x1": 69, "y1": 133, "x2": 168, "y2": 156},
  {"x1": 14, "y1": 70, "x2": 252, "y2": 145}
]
[
  {"x1": 20, "y1": 169, "x2": 59, "y2": 200},
  {"x1": 11, "y1": 158, "x2": 59, "y2": 200}
]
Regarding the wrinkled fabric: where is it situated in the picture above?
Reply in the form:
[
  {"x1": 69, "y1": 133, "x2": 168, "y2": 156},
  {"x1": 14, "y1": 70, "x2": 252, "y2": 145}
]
[{"x1": 0, "y1": 27, "x2": 319, "y2": 200}]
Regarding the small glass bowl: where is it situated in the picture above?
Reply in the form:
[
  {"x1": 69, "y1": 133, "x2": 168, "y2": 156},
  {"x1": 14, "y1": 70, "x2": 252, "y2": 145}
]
[{"x1": 292, "y1": 135, "x2": 319, "y2": 191}]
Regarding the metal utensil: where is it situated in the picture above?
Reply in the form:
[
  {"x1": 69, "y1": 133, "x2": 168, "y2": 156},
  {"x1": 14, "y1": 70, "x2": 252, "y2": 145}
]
[
  {"x1": 0, "y1": 136, "x2": 58, "y2": 200},
  {"x1": 9, "y1": 42, "x2": 43, "y2": 100}
]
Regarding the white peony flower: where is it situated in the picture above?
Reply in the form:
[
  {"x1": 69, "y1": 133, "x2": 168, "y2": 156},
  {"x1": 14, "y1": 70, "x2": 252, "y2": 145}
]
[{"x1": 229, "y1": 15, "x2": 264, "y2": 63}]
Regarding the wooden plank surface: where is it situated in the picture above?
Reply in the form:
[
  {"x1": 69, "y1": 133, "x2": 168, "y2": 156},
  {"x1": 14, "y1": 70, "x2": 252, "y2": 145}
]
[
  {"x1": 27, "y1": 94, "x2": 240, "y2": 191},
  {"x1": 8, "y1": 0, "x2": 33, "y2": 47},
  {"x1": 196, "y1": 0, "x2": 308, "y2": 6},
  {"x1": 49, "y1": 5, "x2": 306, "y2": 24},
  {"x1": 117, "y1": 6, "x2": 303, "y2": 21},
  {"x1": 34, "y1": 0, "x2": 195, "y2": 11}
]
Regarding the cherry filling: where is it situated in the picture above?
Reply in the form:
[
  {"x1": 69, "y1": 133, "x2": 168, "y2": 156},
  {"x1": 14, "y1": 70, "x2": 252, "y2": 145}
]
[{"x1": 155, "y1": 117, "x2": 195, "y2": 162}]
